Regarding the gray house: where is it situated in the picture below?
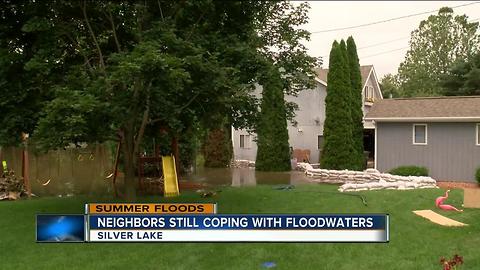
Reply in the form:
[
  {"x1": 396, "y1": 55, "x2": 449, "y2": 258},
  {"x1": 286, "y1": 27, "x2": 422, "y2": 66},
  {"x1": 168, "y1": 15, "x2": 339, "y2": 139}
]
[
  {"x1": 233, "y1": 65, "x2": 383, "y2": 163},
  {"x1": 365, "y1": 96, "x2": 480, "y2": 182}
]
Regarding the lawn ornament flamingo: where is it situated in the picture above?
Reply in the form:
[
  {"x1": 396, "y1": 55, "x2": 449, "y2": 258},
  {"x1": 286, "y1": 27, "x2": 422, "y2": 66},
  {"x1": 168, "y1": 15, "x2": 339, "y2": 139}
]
[{"x1": 435, "y1": 190, "x2": 463, "y2": 212}]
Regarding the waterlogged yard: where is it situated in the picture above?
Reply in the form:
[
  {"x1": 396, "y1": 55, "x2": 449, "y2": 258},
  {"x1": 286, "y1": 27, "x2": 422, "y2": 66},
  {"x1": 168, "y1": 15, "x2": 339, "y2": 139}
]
[{"x1": 1, "y1": 184, "x2": 479, "y2": 270}]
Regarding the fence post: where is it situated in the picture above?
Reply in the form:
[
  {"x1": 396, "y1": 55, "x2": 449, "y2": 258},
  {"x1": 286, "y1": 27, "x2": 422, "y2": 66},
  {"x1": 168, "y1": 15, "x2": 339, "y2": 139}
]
[{"x1": 21, "y1": 133, "x2": 32, "y2": 198}]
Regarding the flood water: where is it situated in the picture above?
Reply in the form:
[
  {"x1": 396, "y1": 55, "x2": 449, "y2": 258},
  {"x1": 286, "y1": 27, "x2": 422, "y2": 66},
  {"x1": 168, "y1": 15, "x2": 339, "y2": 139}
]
[
  {"x1": 181, "y1": 167, "x2": 311, "y2": 187},
  {"x1": 2, "y1": 145, "x2": 312, "y2": 196}
]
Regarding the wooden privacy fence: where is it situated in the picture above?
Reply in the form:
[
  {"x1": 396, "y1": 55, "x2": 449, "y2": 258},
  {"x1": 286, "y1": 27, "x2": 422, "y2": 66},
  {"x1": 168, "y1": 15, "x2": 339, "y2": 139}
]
[{"x1": 2, "y1": 144, "x2": 114, "y2": 196}]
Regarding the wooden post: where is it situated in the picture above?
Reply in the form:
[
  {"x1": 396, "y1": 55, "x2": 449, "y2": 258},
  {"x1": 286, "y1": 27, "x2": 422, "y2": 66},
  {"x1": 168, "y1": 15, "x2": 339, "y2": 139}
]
[
  {"x1": 0, "y1": 146, "x2": 3, "y2": 174},
  {"x1": 112, "y1": 141, "x2": 121, "y2": 198},
  {"x1": 21, "y1": 133, "x2": 32, "y2": 198}
]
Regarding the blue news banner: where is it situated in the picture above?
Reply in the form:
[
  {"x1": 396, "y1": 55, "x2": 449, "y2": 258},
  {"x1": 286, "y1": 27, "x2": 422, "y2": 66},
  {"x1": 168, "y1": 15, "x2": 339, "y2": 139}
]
[{"x1": 37, "y1": 214, "x2": 389, "y2": 242}]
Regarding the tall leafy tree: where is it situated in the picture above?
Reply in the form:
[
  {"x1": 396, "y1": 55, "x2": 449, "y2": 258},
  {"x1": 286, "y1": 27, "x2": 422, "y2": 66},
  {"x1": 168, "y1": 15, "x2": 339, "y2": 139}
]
[
  {"x1": 380, "y1": 74, "x2": 402, "y2": 98},
  {"x1": 253, "y1": 2, "x2": 316, "y2": 171},
  {"x1": 441, "y1": 52, "x2": 480, "y2": 96},
  {"x1": 0, "y1": 1, "x2": 316, "y2": 198},
  {"x1": 321, "y1": 41, "x2": 353, "y2": 170},
  {"x1": 255, "y1": 66, "x2": 291, "y2": 171},
  {"x1": 397, "y1": 7, "x2": 479, "y2": 96},
  {"x1": 0, "y1": 1, "x2": 260, "y2": 199},
  {"x1": 254, "y1": 1, "x2": 318, "y2": 128},
  {"x1": 346, "y1": 37, "x2": 364, "y2": 170},
  {"x1": 0, "y1": 1, "x2": 69, "y2": 146}
]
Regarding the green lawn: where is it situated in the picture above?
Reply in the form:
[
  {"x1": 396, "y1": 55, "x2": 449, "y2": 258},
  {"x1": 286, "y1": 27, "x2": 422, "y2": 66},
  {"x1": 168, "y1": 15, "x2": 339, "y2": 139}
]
[{"x1": 1, "y1": 184, "x2": 479, "y2": 270}]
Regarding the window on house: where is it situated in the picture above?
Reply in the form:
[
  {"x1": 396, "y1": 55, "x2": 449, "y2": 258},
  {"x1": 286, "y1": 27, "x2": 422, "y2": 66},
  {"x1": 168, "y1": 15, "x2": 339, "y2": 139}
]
[
  {"x1": 477, "y1": 124, "x2": 480, "y2": 145},
  {"x1": 364, "y1": 86, "x2": 374, "y2": 101},
  {"x1": 413, "y1": 124, "x2": 427, "y2": 145},
  {"x1": 240, "y1": 135, "x2": 251, "y2": 149},
  {"x1": 317, "y1": 135, "x2": 324, "y2": 150}
]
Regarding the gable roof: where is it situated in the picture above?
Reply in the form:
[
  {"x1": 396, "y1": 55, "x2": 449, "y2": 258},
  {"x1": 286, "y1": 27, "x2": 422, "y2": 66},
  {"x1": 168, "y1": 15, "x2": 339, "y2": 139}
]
[
  {"x1": 365, "y1": 96, "x2": 480, "y2": 121},
  {"x1": 360, "y1": 65, "x2": 374, "y2": 87},
  {"x1": 315, "y1": 65, "x2": 374, "y2": 88},
  {"x1": 315, "y1": 68, "x2": 329, "y2": 84}
]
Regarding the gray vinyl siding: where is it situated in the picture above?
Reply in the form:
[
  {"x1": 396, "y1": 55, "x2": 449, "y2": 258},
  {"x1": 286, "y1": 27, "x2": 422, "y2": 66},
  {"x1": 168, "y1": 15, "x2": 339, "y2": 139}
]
[
  {"x1": 233, "y1": 83, "x2": 326, "y2": 162},
  {"x1": 376, "y1": 122, "x2": 480, "y2": 181}
]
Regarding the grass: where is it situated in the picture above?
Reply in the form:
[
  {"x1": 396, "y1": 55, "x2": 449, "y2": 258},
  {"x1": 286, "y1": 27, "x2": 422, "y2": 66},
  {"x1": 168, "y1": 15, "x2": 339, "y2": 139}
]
[{"x1": 1, "y1": 184, "x2": 479, "y2": 270}]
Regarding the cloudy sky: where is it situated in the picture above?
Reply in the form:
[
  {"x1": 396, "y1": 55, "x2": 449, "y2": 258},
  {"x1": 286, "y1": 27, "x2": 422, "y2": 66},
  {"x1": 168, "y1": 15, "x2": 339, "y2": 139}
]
[{"x1": 300, "y1": 1, "x2": 480, "y2": 78}]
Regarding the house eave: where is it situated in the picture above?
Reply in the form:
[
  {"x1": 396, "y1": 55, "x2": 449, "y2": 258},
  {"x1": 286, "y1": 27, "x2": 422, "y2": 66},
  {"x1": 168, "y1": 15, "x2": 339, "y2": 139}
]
[
  {"x1": 365, "y1": 117, "x2": 480, "y2": 122},
  {"x1": 315, "y1": 77, "x2": 327, "y2": 86}
]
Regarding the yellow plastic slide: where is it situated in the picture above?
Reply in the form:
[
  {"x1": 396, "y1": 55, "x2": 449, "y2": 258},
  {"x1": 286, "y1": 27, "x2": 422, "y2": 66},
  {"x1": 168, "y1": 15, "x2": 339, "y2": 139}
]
[{"x1": 162, "y1": 155, "x2": 180, "y2": 197}]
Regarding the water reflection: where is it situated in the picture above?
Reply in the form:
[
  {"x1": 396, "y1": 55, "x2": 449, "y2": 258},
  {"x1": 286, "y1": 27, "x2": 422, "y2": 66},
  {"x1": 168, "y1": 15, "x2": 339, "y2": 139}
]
[
  {"x1": 3, "y1": 143, "x2": 312, "y2": 196},
  {"x1": 182, "y1": 167, "x2": 311, "y2": 187}
]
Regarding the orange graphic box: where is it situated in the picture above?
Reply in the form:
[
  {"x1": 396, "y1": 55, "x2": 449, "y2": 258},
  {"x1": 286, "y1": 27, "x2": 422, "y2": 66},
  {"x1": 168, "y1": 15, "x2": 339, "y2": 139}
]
[{"x1": 87, "y1": 203, "x2": 216, "y2": 214}]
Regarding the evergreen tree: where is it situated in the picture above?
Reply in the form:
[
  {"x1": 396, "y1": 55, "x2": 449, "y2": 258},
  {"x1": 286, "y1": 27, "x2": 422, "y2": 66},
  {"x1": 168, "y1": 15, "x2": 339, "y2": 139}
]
[
  {"x1": 346, "y1": 37, "x2": 365, "y2": 170},
  {"x1": 320, "y1": 41, "x2": 354, "y2": 170},
  {"x1": 255, "y1": 66, "x2": 291, "y2": 171}
]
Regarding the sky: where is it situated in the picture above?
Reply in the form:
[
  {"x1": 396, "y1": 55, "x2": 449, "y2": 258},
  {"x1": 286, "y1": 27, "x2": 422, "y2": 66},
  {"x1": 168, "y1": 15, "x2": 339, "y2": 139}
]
[{"x1": 300, "y1": 1, "x2": 480, "y2": 78}]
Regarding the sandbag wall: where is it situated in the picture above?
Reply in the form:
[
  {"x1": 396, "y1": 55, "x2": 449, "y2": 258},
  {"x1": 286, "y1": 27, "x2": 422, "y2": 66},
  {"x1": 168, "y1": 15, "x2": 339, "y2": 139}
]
[{"x1": 297, "y1": 163, "x2": 438, "y2": 192}]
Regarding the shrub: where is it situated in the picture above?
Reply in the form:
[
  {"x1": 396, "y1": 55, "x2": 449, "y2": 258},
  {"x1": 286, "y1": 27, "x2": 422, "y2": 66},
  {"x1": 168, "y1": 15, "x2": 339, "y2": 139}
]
[
  {"x1": 204, "y1": 128, "x2": 232, "y2": 168},
  {"x1": 389, "y1": 166, "x2": 428, "y2": 176},
  {"x1": 475, "y1": 167, "x2": 480, "y2": 184}
]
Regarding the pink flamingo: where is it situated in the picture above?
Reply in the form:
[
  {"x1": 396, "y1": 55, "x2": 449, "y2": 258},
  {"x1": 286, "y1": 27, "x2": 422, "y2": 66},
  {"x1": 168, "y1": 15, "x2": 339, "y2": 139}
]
[{"x1": 435, "y1": 190, "x2": 463, "y2": 212}]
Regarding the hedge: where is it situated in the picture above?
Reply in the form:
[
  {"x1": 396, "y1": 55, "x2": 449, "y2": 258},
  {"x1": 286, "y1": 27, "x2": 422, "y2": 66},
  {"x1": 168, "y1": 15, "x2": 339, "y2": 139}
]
[
  {"x1": 475, "y1": 167, "x2": 480, "y2": 184},
  {"x1": 388, "y1": 166, "x2": 429, "y2": 177}
]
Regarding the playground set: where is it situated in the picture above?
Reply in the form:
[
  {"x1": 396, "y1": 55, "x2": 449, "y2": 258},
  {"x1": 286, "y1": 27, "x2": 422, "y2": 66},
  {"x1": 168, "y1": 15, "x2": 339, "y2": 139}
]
[
  {"x1": 0, "y1": 130, "x2": 180, "y2": 198},
  {"x1": 110, "y1": 137, "x2": 180, "y2": 198}
]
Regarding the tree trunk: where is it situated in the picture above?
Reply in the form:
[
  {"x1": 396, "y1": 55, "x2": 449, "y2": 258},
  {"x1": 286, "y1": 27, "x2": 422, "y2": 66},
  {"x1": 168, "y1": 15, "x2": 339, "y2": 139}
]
[
  {"x1": 0, "y1": 146, "x2": 3, "y2": 174},
  {"x1": 121, "y1": 128, "x2": 137, "y2": 201},
  {"x1": 171, "y1": 135, "x2": 180, "y2": 174},
  {"x1": 112, "y1": 141, "x2": 121, "y2": 198}
]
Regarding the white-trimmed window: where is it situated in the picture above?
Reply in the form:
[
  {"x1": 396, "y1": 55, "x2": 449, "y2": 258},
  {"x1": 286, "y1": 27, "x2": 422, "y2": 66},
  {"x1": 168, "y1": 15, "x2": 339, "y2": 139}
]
[
  {"x1": 240, "y1": 135, "x2": 251, "y2": 149},
  {"x1": 317, "y1": 135, "x2": 324, "y2": 150},
  {"x1": 476, "y1": 123, "x2": 480, "y2": 146},
  {"x1": 364, "y1": 85, "x2": 374, "y2": 101},
  {"x1": 413, "y1": 124, "x2": 427, "y2": 145}
]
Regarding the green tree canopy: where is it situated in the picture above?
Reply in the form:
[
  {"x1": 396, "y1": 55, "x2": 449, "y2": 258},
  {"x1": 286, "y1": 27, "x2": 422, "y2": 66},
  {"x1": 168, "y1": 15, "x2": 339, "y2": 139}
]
[
  {"x1": 0, "y1": 1, "x2": 316, "y2": 197},
  {"x1": 379, "y1": 74, "x2": 402, "y2": 98},
  {"x1": 441, "y1": 52, "x2": 480, "y2": 96},
  {"x1": 397, "y1": 7, "x2": 479, "y2": 97}
]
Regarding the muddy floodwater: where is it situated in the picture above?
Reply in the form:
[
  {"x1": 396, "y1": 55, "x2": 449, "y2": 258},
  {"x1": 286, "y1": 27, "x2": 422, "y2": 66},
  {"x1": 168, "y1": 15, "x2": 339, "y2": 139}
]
[
  {"x1": 181, "y1": 167, "x2": 311, "y2": 187},
  {"x1": 2, "y1": 145, "x2": 312, "y2": 196}
]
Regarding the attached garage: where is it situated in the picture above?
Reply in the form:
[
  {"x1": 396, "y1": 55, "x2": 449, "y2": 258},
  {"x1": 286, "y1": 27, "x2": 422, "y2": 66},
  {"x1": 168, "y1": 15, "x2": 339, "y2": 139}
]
[{"x1": 365, "y1": 96, "x2": 480, "y2": 182}]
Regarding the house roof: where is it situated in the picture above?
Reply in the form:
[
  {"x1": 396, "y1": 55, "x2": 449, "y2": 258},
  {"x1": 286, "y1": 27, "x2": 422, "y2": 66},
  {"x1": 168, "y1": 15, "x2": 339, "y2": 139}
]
[
  {"x1": 365, "y1": 96, "x2": 480, "y2": 121},
  {"x1": 314, "y1": 65, "x2": 374, "y2": 87},
  {"x1": 315, "y1": 68, "x2": 328, "y2": 83}
]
